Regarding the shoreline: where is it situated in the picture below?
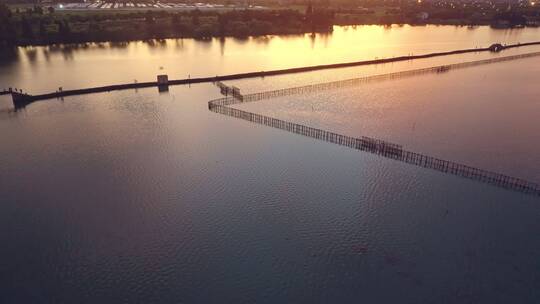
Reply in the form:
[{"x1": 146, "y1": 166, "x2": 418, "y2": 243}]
[{"x1": 4, "y1": 23, "x2": 538, "y2": 48}]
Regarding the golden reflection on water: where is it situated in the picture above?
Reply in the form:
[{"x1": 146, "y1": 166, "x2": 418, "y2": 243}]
[{"x1": 3, "y1": 25, "x2": 540, "y2": 93}]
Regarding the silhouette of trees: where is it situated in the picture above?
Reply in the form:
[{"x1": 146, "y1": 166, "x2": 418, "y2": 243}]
[
  {"x1": 0, "y1": 7, "x2": 338, "y2": 45},
  {"x1": 56, "y1": 20, "x2": 71, "y2": 39},
  {"x1": 21, "y1": 17, "x2": 34, "y2": 39},
  {"x1": 39, "y1": 20, "x2": 47, "y2": 38},
  {"x1": 305, "y1": 2, "x2": 313, "y2": 23},
  {"x1": 305, "y1": 5, "x2": 334, "y2": 32},
  {"x1": 217, "y1": 14, "x2": 228, "y2": 36},
  {"x1": 191, "y1": 9, "x2": 200, "y2": 26},
  {"x1": 0, "y1": 3, "x2": 11, "y2": 20},
  {"x1": 145, "y1": 10, "x2": 155, "y2": 24},
  {"x1": 33, "y1": 6, "x2": 43, "y2": 16},
  {"x1": 493, "y1": 11, "x2": 526, "y2": 27},
  {"x1": 172, "y1": 13, "x2": 181, "y2": 25},
  {"x1": 0, "y1": 3, "x2": 14, "y2": 45}
]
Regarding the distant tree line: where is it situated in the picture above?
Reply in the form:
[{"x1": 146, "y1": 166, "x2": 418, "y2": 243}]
[
  {"x1": 3, "y1": 1, "x2": 540, "y2": 46},
  {"x1": 0, "y1": 5, "x2": 335, "y2": 46}
]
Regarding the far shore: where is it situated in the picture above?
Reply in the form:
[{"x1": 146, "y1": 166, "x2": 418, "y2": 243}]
[
  {"x1": 2, "y1": 2, "x2": 539, "y2": 47},
  {"x1": 2, "y1": 22, "x2": 538, "y2": 48}
]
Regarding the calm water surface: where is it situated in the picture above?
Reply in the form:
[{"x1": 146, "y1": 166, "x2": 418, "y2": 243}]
[
  {"x1": 234, "y1": 56, "x2": 540, "y2": 182},
  {"x1": 1, "y1": 25, "x2": 539, "y2": 303}
]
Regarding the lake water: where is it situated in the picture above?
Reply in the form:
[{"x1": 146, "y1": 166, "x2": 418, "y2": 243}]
[
  {"x1": 1, "y1": 25, "x2": 539, "y2": 303},
  {"x1": 234, "y1": 55, "x2": 540, "y2": 182}
]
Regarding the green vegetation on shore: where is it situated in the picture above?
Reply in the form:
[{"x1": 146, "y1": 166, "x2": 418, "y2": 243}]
[
  {"x1": 2, "y1": 0, "x2": 540, "y2": 46},
  {"x1": 0, "y1": 4, "x2": 333, "y2": 46}
]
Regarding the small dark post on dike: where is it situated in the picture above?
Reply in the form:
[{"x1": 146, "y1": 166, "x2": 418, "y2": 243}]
[{"x1": 157, "y1": 74, "x2": 169, "y2": 92}]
